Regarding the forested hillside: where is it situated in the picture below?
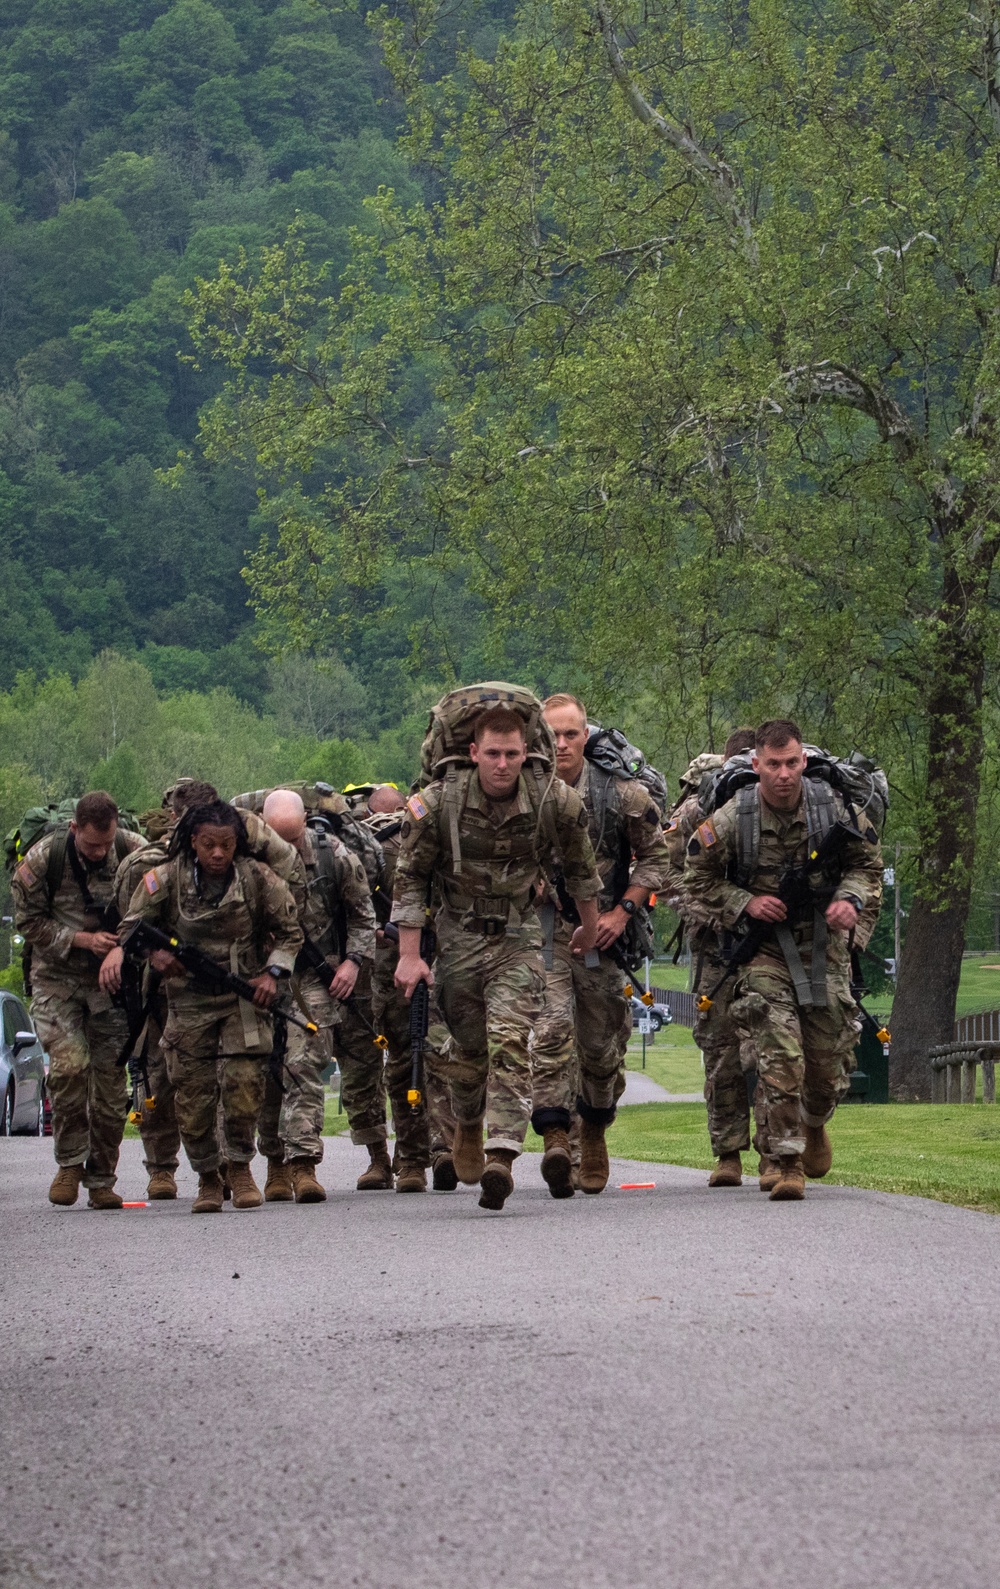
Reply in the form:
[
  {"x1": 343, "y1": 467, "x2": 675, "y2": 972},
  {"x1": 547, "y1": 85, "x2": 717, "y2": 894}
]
[{"x1": 0, "y1": 0, "x2": 498, "y2": 719}]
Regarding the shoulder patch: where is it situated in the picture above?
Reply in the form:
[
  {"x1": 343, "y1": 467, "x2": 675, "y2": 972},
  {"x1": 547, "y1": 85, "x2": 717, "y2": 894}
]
[
  {"x1": 407, "y1": 793, "x2": 428, "y2": 822},
  {"x1": 16, "y1": 861, "x2": 36, "y2": 887},
  {"x1": 644, "y1": 806, "x2": 661, "y2": 826},
  {"x1": 143, "y1": 868, "x2": 162, "y2": 895},
  {"x1": 696, "y1": 820, "x2": 717, "y2": 848}
]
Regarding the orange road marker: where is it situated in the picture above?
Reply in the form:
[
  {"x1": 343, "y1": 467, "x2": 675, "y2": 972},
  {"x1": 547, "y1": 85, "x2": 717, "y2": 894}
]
[
  {"x1": 121, "y1": 1201, "x2": 148, "y2": 1208},
  {"x1": 619, "y1": 1182, "x2": 656, "y2": 1190}
]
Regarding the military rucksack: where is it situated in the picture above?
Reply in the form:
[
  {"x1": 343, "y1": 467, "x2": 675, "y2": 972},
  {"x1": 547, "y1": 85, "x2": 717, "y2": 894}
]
[
  {"x1": 231, "y1": 781, "x2": 390, "y2": 918},
  {"x1": 584, "y1": 726, "x2": 669, "y2": 816},
  {"x1": 5, "y1": 800, "x2": 138, "y2": 898},
  {"x1": 417, "y1": 682, "x2": 559, "y2": 875}
]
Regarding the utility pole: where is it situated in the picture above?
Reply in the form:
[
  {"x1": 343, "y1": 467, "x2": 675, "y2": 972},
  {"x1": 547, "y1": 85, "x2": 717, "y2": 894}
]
[{"x1": 894, "y1": 840, "x2": 902, "y2": 972}]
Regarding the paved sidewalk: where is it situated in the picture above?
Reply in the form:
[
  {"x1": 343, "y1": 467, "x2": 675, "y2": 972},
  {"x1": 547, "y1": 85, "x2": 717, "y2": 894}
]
[{"x1": 2, "y1": 1135, "x2": 998, "y2": 1589}]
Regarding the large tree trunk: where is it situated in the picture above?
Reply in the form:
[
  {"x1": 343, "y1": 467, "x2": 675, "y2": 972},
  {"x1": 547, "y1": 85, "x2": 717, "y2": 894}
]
[{"x1": 889, "y1": 554, "x2": 986, "y2": 1100}]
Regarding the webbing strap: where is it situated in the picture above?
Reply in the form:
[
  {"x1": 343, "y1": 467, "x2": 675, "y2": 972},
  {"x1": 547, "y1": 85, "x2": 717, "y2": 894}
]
[
  {"x1": 810, "y1": 912, "x2": 829, "y2": 1008},
  {"x1": 774, "y1": 911, "x2": 829, "y2": 1008},
  {"x1": 445, "y1": 766, "x2": 463, "y2": 876},
  {"x1": 734, "y1": 786, "x2": 760, "y2": 888},
  {"x1": 803, "y1": 779, "x2": 837, "y2": 847}
]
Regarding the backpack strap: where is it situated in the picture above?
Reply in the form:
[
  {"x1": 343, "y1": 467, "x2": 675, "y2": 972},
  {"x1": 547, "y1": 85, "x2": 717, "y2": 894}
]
[
  {"x1": 45, "y1": 831, "x2": 69, "y2": 906},
  {"x1": 733, "y1": 785, "x2": 760, "y2": 889},
  {"x1": 528, "y1": 762, "x2": 561, "y2": 869},
  {"x1": 803, "y1": 778, "x2": 837, "y2": 848},
  {"x1": 441, "y1": 765, "x2": 466, "y2": 875}
]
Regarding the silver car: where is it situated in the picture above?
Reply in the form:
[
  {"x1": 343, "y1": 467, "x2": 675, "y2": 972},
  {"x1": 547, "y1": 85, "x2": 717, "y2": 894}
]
[{"x1": 0, "y1": 989, "x2": 47, "y2": 1135}]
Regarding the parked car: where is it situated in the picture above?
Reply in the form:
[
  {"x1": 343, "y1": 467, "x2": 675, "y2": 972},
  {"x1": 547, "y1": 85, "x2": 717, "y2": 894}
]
[
  {"x1": 630, "y1": 994, "x2": 673, "y2": 1032},
  {"x1": 0, "y1": 990, "x2": 48, "y2": 1136}
]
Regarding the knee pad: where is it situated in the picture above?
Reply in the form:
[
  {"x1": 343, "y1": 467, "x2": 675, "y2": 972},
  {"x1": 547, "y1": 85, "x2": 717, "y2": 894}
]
[
  {"x1": 531, "y1": 1106, "x2": 571, "y2": 1135},
  {"x1": 576, "y1": 1095, "x2": 617, "y2": 1128}
]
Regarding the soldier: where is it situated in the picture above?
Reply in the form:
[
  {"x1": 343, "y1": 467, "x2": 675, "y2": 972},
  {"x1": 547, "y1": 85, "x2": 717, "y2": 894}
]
[
  {"x1": 683, "y1": 719, "x2": 883, "y2": 1200},
  {"x1": 100, "y1": 778, "x2": 307, "y2": 1201},
  {"x1": 362, "y1": 784, "x2": 456, "y2": 1192},
  {"x1": 662, "y1": 729, "x2": 765, "y2": 1188},
  {"x1": 530, "y1": 694, "x2": 671, "y2": 1197},
  {"x1": 393, "y1": 704, "x2": 602, "y2": 1211},
  {"x1": 119, "y1": 799, "x2": 302, "y2": 1213},
  {"x1": 255, "y1": 788, "x2": 376, "y2": 1202},
  {"x1": 11, "y1": 792, "x2": 146, "y2": 1208}
]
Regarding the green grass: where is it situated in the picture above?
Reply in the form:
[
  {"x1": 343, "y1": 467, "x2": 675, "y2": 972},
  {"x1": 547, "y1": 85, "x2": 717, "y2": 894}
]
[
  {"x1": 624, "y1": 1025, "x2": 704, "y2": 1093},
  {"x1": 593, "y1": 1100, "x2": 1000, "y2": 1215}
]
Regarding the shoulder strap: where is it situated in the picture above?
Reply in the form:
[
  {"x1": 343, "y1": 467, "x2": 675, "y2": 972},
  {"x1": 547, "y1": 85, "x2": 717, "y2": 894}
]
[
  {"x1": 733, "y1": 785, "x2": 760, "y2": 889},
  {"x1": 442, "y1": 767, "x2": 469, "y2": 876},
  {"x1": 803, "y1": 778, "x2": 837, "y2": 848},
  {"x1": 45, "y1": 831, "x2": 69, "y2": 905},
  {"x1": 237, "y1": 858, "x2": 267, "y2": 938},
  {"x1": 528, "y1": 763, "x2": 561, "y2": 868}
]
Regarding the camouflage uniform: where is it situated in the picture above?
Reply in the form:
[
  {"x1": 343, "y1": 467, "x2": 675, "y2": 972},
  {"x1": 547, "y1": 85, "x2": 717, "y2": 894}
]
[
  {"x1": 12, "y1": 827, "x2": 146, "y2": 1188},
  {"x1": 257, "y1": 826, "x2": 376, "y2": 1164},
  {"x1": 683, "y1": 788, "x2": 882, "y2": 1157},
  {"x1": 531, "y1": 762, "x2": 670, "y2": 1131},
  {"x1": 113, "y1": 811, "x2": 306, "y2": 1176},
  {"x1": 367, "y1": 810, "x2": 455, "y2": 1168},
  {"x1": 662, "y1": 755, "x2": 755, "y2": 1156},
  {"x1": 120, "y1": 855, "x2": 302, "y2": 1174},
  {"x1": 392, "y1": 771, "x2": 601, "y2": 1154}
]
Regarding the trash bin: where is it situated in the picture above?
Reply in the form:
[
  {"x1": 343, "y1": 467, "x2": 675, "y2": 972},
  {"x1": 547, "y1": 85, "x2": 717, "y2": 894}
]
[{"x1": 846, "y1": 1024, "x2": 890, "y2": 1104}]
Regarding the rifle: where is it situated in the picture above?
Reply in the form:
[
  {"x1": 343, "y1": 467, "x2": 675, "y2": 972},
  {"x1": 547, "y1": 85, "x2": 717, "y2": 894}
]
[
  {"x1": 695, "y1": 819, "x2": 866, "y2": 1014},
  {"x1": 114, "y1": 955, "x2": 160, "y2": 1124},
  {"x1": 295, "y1": 934, "x2": 336, "y2": 992},
  {"x1": 406, "y1": 917, "x2": 436, "y2": 1112},
  {"x1": 120, "y1": 919, "x2": 318, "y2": 1037}
]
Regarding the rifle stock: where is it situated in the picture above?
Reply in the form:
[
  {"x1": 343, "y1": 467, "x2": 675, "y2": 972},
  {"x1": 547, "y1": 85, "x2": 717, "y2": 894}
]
[{"x1": 121, "y1": 919, "x2": 318, "y2": 1036}]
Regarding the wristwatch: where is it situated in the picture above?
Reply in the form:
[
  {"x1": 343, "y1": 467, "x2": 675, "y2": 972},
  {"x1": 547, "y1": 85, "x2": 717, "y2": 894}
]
[
  {"x1": 620, "y1": 899, "x2": 638, "y2": 918},
  {"x1": 346, "y1": 952, "x2": 365, "y2": 967},
  {"x1": 266, "y1": 964, "x2": 290, "y2": 980},
  {"x1": 841, "y1": 895, "x2": 863, "y2": 915}
]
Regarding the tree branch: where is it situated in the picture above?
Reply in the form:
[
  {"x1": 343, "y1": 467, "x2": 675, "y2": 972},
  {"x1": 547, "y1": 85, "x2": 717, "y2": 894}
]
[
  {"x1": 782, "y1": 361, "x2": 915, "y2": 456},
  {"x1": 594, "y1": 1, "x2": 757, "y2": 262}
]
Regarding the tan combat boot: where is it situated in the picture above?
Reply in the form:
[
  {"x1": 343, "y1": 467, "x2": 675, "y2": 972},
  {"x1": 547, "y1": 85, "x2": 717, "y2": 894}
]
[
  {"x1": 770, "y1": 1154, "x2": 806, "y2": 1201},
  {"x1": 356, "y1": 1141, "x2": 393, "y2": 1190},
  {"x1": 227, "y1": 1161, "x2": 263, "y2": 1209},
  {"x1": 395, "y1": 1162, "x2": 427, "y2": 1193},
  {"x1": 708, "y1": 1153, "x2": 743, "y2": 1188},
  {"x1": 147, "y1": 1169, "x2": 177, "y2": 1201},
  {"x1": 289, "y1": 1158, "x2": 327, "y2": 1203},
  {"x1": 87, "y1": 1186, "x2": 123, "y2": 1210},
  {"x1": 757, "y1": 1156, "x2": 782, "y2": 1193},
  {"x1": 578, "y1": 1119, "x2": 610, "y2": 1194},
  {"x1": 541, "y1": 1127, "x2": 574, "y2": 1200},
  {"x1": 479, "y1": 1149, "x2": 516, "y2": 1210},
  {"x1": 802, "y1": 1124, "x2": 833, "y2": 1179},
  {"x1": 431, "y1": 1152, "x2": 458, "y2": 1191},
  {"x1": 192, "y1": 1170, "x2": 225, "y2": 1213},
  {"x1": 452, "y1": 1117, "x2": 486, "y2": 1185},
  {"x1": 264, "y1": 1158, "x2": 294, "y2": 1202},
  {"x1": 48, "y1": 1165, "x2": 83, "y2": 1206}
]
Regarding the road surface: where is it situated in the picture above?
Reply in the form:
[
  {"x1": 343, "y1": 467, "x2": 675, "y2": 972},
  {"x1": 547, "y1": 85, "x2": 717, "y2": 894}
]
[{"x1": 2, "y1": 1135, "x2": 998, "y2": 1589}]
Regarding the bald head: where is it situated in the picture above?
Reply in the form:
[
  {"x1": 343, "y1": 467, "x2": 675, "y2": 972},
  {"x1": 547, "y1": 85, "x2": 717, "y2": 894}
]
[
  {"x1": 262, "y1": 788, "x2": 307, "y2": 844},
  {"x1": 368, "y1": 784, "x2": 405, "y2": 814}
]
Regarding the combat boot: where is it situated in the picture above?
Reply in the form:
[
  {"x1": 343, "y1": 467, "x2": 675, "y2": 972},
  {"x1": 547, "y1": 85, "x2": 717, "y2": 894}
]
[
  {"x1": 87, "y1": 1185, "x2": 123, "y2": 1210},
  {"x1": 289, "y1": 1157, "x2": 327, "y2": 1202},
  {"x1": 452, "y1": 1117, "x2": 486, "y2": 1185},
  {"x1": 395, "y1": 1161, "x2": 427, "y2": 1193},
  {"x1": 431, "y1": 1151, "x2": 458, "y2": 1191},
  {"x1": 578, "y1": 1119, "x2": 610, "y2": 1194},
  {"x1": 708, "y1": 1153, "x2": 743, "y2": 1188},
  {"x1": 770, "y1": 1154, "x2": 806, "y2": 1201},
  {"x1": 802, "y1": 1124, "x2": 833, "y2": 1179},
  {"x1": 48, "y1": 1165, "x2": 83, "y2": 1206},
  {"x1": 227, "y1": 1161, "x2": 263, "y2": 1209},
  {"x1": 757, "y1": 1156, "x2": 782, "y2": 1193},
  {"x1": 192, "y1": 1170, "x2": 225, "y2": 1213},
  {"x1": 356, "y1": 1141, "x2": 393, "y2": 1190},
  {"x1": 264, "y1": 1157, "x2": 294, "y2": 1202},
  {"x1": 479, "y1": 1149, "x2": 515, "y2": 1210},
  {"x1": 147, "y1": 1169, "x2": 177, "y2": 1201},
  {"x1": 541, "y1": 1127, "x2": 574, "y2": 1199}
]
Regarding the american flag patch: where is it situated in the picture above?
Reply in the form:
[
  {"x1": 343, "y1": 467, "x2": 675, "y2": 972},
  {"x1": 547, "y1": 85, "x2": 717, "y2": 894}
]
[
  {"x1": 143, "y1": 869, "x2": 161, "y2": 895},
  {"x1": 16, "y1": 862, "x2": 36, "y2": 886},
  {"x1": 665, "y1": 818, "x2": 679, "y2": 833},
  {"x1": 407, "y1": 794, "x2": 428, "y2": 821},
  {"x1": 697, "y1": 820, "x2": 717, "y2": 848}
]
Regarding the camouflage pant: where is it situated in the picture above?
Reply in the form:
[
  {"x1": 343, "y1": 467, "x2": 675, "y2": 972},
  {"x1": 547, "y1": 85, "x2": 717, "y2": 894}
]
[
  {"x1": 161, "y1": 990, "x2": 272, "y2": 1174},
  {"x1": 530, "y1": 941, "x2": 632, "y2": 1127},
  {"x1": 372, "y1": 946, "x2": 456, "y2": 1169},
  {"x1": 436, "y1": 933, "x2": 544, "y2": 1154},
  {"x1": 134, "y1": 995, "x2": 181, "y2": 1174},
  {"x1": 731, "y1": 958, "x2": 859, "y2": 1158},
  {"x1": 31, "y1": 976, "x2": 129, "y2": 1188},
  {"x1": 329, "y1": 963, "x2": 389, "y2": 1146},
  {"x1": 257, "y1": 972, "x2": 336, "y2": 1164},
  {"x1": 692, "y1": 966, "x2": 751, "y2": 1156}
]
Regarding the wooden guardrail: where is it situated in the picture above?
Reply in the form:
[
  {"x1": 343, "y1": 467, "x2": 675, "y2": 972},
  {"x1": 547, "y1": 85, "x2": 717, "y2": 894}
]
[{"x1": 929, "y1": 1009, "x2": 1000, "y2": 1103}]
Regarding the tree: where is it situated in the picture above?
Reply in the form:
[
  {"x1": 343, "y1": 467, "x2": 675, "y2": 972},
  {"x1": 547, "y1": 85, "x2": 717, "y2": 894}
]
[{"x1": 190, "y1": 0, "x2": 1000, "y2": 1095}]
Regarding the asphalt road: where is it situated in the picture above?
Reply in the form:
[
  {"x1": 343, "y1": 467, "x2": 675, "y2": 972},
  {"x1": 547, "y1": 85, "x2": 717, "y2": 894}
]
[{"x1": 2, "y1": 1134, "x2": 999, "y2": 1589}]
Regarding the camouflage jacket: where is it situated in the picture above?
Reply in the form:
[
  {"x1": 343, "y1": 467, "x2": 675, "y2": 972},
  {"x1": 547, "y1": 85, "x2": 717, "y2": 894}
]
[
  {"x1": 298, "y1": 825, "x2": 376, "y2": 965},
  {"x1": 682, "y1": 786, "x2": 883, "y2": 974},
  {"x1": 12, "y1": 827, "x2": 147, "y2": 985},
  {"x1": 391, "y1": 770, "x2": 601, "y2": 949},
  {"x1": 119, "y1": 854, "x2": 303, "y2": 984}
]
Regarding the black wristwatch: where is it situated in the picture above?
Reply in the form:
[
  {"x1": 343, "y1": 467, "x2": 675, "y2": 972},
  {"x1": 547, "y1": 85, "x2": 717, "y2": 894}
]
[
  {"x1": 841, "y1": 895, "x2": 863, "y2": 915},
  {"x1": 266, "y1": 964, "x2": 290, "y2": 980},
  {"x1": 620, "y1": 899, "x2": 638, "y2": 918},
  {"x1": 346, "y1": 952, "x2": 365, "y2": 967}
]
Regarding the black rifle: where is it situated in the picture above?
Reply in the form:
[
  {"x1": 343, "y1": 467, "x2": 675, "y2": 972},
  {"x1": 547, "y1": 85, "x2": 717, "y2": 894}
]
[
  {"x1": 406, "y1": 918, "x2": 436, "y2": 1112},
  {"x1": 696, "y1": 819, "x2": 865, "y2": 1013},
  {"x1": 295, "y1": 934, "x2": 336, "y2": 992},
  {"x1": 121, "y1": 919, "x2": 318, "y2": 1037},
  {"x1": 114, "y1": 956, "x2": 160, "y2": 1123}
]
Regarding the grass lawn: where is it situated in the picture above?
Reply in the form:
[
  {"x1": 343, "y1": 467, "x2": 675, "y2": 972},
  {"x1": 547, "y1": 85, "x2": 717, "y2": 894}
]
[
  {"x1": 596, "y1": 1100, "x2": 1000, "y2": 1214},
  {"x1": 653, "y1": 952, "x2": 1000, "y2": 1019},
  {"x1": 624, "y1": 1024, "x2": 704, "y2": 1093}
]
